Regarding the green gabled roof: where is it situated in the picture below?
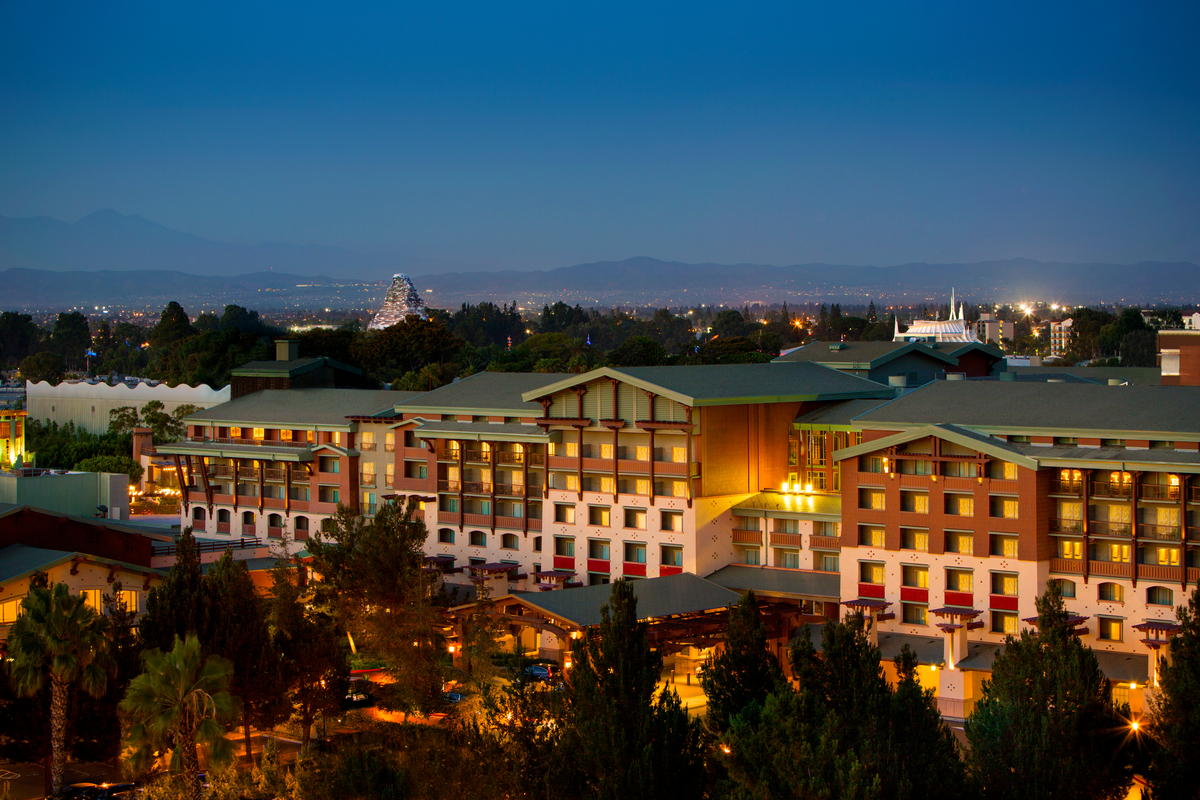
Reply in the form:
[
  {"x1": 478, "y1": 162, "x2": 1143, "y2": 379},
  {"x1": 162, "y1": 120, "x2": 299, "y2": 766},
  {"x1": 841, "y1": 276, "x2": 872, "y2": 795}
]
[
  {"x1": 1007, "y1": 443, "x2": 1200, "y2": 473},
  {"x1": 773, "y1": 341, "x2": 959, "y2": 369},
  {"x1": 406, "y1": 419, "x2": 558, "y2": 443},
  {"x1": 396, "y1": 371, "x2": 575, "y2": 416},
  {"x1": 944, "y1": 341, "x2": 1004, "y2": 361},
  {"x1": 231, "y1": 356, "x2": 362, "y2": 378},
  {"x1": 833, "y1": 423, "x2": 1039, "y2": 470},
  {"x1": 184, "y1": 389, "x2": 410, "y2": 428},
  {"x1": 521, "y1": 363, "x2": 895, "y2": 408},
  {"x1": 794, "y1": 397, "x2": 893, "y2": 428},
  {"x1": 853, "y1": 381, "x2": 1200, "y2": 439},
  {"x1": 0, "y1": 544, "x2": 165, "y2": 586},
  {"x1": 704, "y1": 564, "x2": 841, "y2": 599},
  {"x1": 1005, "y1": 365, "x2": 1161, "y2": 386},
  {"x1": 508, "y1": 572, "x2": 739, "y2": 628}
]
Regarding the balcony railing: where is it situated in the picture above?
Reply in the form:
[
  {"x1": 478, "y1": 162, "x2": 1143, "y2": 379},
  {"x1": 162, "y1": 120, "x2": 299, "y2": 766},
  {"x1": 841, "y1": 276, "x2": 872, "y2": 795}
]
[
  {"x1": 1089, "y1": 520, "x2": 1132, "y2": 537},
  {"x1": 360, "y1": 442, "x2": 376, "y2": 451},
  {"x1": 1140, "y1": 484, "x2": 1181, "y2": 501},
  {"x1": 438, "y1": 480, "x2": 461, "y2": 492},
  {"x1": 152, "y1": 537, "x2": 261, "y2": 557},
  {"x1": 732, "y1": 528, "x2": 763, "y2": 545},
  {"x1": 1049, "y1": 480, "x2": 1082, "y2": 496},
  {"x1": 1139, "y1": 523, "x2": 1181, "y2": 541},
  {"x1": 209, "y1": 465, "x2": 234, "y2": 478},
  {"x1": 1091, "y1": 481, "x2": 1132, "y2": 498},
  {"x1": 385, "y1": 442, "x2": 396, "y2": 452},
  {"x1": 184, "y1": 436, "x2": 310, "y2": 449},
  {"x1": 360, "y1": 476, "x2": 377, "y2": 488},
  {"x1": 263, "y1": 468, "x2": 287, "y2": 481},
  {"x1": 1049, "y1": 518, "x2": 1084, "y2": 534}
]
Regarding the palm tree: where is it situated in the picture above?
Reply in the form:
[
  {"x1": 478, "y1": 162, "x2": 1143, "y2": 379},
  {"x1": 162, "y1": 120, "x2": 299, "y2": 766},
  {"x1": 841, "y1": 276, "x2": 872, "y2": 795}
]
[
  {"x1": 120, "y1": 634, "x2": 234, "y2": 800},
  {"x1": 6, "y1": 582, "x2": 111, "y2": 799}
]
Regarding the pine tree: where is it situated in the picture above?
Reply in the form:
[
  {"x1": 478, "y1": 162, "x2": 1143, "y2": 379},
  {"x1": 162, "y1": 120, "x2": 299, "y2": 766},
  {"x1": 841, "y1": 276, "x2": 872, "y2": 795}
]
[
  {"x1": 966, "y1": 581, "x2": 1133, "y2": 800},
  {"x1": 566, "y1": 579, "x2": 705, "y2": 800},
  {"x1": 700, "y1": 591, "x2": 785, "y2": 734},
  {"x1": 139, "y1": 529, "x2": 211, "y2": 652},
  {"x1": 867, "y1": 301, "x2": 877, "y2": 323},
  {"x1": 1147, "y1": 586, "x2": 1200, "y2": 797}
]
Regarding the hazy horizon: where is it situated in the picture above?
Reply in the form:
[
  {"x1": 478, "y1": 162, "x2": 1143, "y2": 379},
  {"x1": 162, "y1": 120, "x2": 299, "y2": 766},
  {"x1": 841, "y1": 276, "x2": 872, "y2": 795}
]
[{"x1": 2, "y1": 2, "x2": 1198, "y2": 275}]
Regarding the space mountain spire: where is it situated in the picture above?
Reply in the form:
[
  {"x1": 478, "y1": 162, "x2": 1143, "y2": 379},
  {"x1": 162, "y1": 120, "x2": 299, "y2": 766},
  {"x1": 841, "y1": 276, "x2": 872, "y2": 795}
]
[{"x1": 368, "y1": 273, "x2": 428, "y2": 330}]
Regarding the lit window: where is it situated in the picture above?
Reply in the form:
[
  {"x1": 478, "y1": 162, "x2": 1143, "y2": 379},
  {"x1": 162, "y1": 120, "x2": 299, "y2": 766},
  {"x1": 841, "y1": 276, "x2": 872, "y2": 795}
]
[
  {"x1": 902, "y1": 604, "x2": 927, "y2": 625},
  {"x1": 566, "y1": 474, "x2": 580, "y2": 491},
  {"x1": 635, "y1": 446, "x2": 650, "y2": 461},
  {"x1": 1156, "y1": 547, "x2": 1180, "y2": 566},
  {"x1": 1059, "y1": 540, "x2": 1083, "y2": 560},
  {"x1": 1098, "y1": 618, "x2": 1123, "y2": 642},
  {"x1": 859, "y1": 526, "x2": 885, "y2": 548},
  {"x1": 0, "y1": 597, "x2": 22, "y2": 624},
  {"x1": 589, "y1": 507, "x2": 611, "y2": 526},
  {"x1": 672, "y1": 481, "x2": 687, "y2": 498},
  {"x1": 947, "y1": 532, "x2": 974, "y2": 555},
  {"x1": 946, "y1": 569, "x2": 973, "y2": 592},
  {"x1": 1003, "y1": 462, "x2": 1018, "y2": 480},
  {"x1": 600, "y1": 443, "x2": 614, "y2": 460},
  {"x1": 600, "y1": 477, "x2": 615, "y2": 494},
  {"x1": 901, "y1": 565, "x2": 928, "y2": 588},
  {"x1": 991, "y1": 611, "x2": 1018, "y2": 635},
  {"x1": 672, "y1": 447, "x2": 687, "y2": 464},
  {"x1": 991, "y1": 574, "x2": 1018, "y2": 596},
  {"x1": 1110, "y1": 543, "x2": 1130, "y2": 563},
  {"x1": 565, "y1": 442, "x2": 579, "y2": 457},
  {"x1": 118, "y1": 589, "x2": 139, "y2": 613},
  {"x1": 624, "y1": 509, "x2": 647, "y2": 529},
  {"x1": 661, "y1": 512, "x2": 683, "y2": 532},
  {"x1": 859, "y1": 562, "x2": 885, "y2": 584},
  {"x1": 635, "y1": 479, "x2": 650, "y2": 496},
  {"x1": 80, "y1": 589, "x2": 103, "y2": 614},
  {"x1": 901, "y1": 529, "x2": 929, "y2": 552}
]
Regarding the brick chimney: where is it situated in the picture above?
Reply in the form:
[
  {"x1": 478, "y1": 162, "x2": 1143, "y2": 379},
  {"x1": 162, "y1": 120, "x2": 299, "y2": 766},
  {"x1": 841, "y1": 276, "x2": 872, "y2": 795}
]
[{"x1": 275, "y1": 339, "x2": 300, "y2": 362}]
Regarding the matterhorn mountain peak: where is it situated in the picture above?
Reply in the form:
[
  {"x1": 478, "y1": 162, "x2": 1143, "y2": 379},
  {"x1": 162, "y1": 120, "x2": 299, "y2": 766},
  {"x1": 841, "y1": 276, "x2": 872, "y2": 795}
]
[{"x1": 368, "y1": 273, "x2": 428, "y2": 329}]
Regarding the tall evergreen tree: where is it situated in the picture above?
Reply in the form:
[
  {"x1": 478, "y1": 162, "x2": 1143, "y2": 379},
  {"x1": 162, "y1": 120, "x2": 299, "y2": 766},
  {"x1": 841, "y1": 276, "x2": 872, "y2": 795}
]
[
  {"x1": 1147, "y1": 586, "x2": 1200, "y2": 798},
  {"x1": 867, "y1": 301, "x2": 877, "y2": 324},
  {"x1": 139, "y1": 529, "x2": 211, "y2": 653},
  {"x1": 700, "y1": 590, "x2": 784, "y2": 734},
  {"x1": 566, "y1": 579, "x2": 705, "y2": 800},
  {"x1": 966, "y1": 581, "x2": 1133, "y2": 800}
]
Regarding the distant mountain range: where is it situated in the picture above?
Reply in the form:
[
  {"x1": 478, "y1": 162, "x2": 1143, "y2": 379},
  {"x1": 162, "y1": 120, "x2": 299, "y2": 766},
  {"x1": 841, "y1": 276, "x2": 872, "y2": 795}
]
[{"x1": 1, "y1": 210, "x2": 1197, "y2": 308}]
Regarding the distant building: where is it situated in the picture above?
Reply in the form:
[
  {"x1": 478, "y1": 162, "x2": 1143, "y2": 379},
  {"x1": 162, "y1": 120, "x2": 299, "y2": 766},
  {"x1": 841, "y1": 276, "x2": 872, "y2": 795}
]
[
  {"x1": 895, "y1": 289, "x2": 978, "y2": 343},
  {"x1": 229, "y1": 339, "x2": 369, "y2": 399},
  {"x1": 0, "y1": 469, "x2": 130, "y2": 520},
  {"x1": 1158, "y1": 330, "x2": 1200, "y2": 386},
  {"x1": 1184, "y1": 312, "x2": 1200, "y2": 331},
  {"x1": 25, "y1": 379, "x2": 228, "y2": 435},
  {"x1": 368, "y1": 273, "x2": 428, "y2": 330},
  {"x1": 774, "y1": 340, "x2": 1002, "y2": 385},
  {"x1": 0, "y1": 410, "x2": 26, "y2": 468},
  {"x1": 1048, "y1": 318, "x2": 1074, "y2": 357},
  {"x1": 976, "y1": 312, "x2": 1015, "y2": 346}
]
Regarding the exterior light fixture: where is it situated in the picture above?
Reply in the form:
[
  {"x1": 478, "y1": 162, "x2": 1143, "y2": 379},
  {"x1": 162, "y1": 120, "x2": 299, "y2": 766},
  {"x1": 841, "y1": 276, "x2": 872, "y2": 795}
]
[
  {"x1": 720, "y1": 745, "x2": 731, "y2": 755},
  {"x1": 1130, "y1": 682, "x2": 1137, "y2": 690},
  {"x1": 781, "y1": 482, "x2": 790, "y2": 493},
  {"x1": 1131, "y1": 720, "x2": 1140, "y2": 732}
]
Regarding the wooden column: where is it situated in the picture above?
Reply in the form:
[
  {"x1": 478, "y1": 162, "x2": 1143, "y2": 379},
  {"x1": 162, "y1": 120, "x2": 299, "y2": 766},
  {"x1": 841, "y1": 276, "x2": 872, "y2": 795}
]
[
  {"x1": 233, "y1": 459, "x2": 240, "y2": 513},
  {"x1": 522, "y1": 445, "x2": 530, "y2": 537},
  {"x1": 685, "y1": 407, "x2": 694, "y2": 509},
  {"x1": 542, "y1": 442, "x2": 549, "y2": 500},
  {"x1": 1082, "y1": 469, "x2": 1091, "y2": 585},
  {"x1": 196, "y1": 456, "x2": 214, "y2": 513},
  {"x1": 173, "y1": 454, "x2": 189, "y2": 514},
  {"x1": 611, "y1": 379, "x2": 620, "y2": 502},
  {"x1": 648, "y1": 428, "x2": 656, "y2": 506},
  {"x1": 257, "y1": 459, "x2": 265, "y2": 514},
  {"x1": 1131, "y1": 472, "x2": 1140, "y2": 588},
  {"x1": 457, "y1": 440, "x2": 465, "y2": 533},
  {"x1": 577, "y1": 426, "x2": 584, "y2": 502},
  {"x1": 285, "y1": 461, "x2": 292, "y2": 519},
  {"x1": 489, "y1": 443, "x2": 497, "y2": 534},
  {"x1": 1181, "y1": 475, "x2": 1188, "y2": 592}
]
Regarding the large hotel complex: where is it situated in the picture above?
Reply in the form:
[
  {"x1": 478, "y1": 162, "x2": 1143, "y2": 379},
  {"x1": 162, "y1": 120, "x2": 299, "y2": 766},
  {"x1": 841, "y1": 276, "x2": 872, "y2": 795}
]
[{"x1": 153, "y1": 340, "x2": 1197, "y2": 718}]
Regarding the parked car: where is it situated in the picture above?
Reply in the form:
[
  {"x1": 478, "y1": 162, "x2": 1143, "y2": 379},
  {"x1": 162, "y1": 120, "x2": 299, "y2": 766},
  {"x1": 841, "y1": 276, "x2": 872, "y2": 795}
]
[
  {"x1": 92, "y1": 783, "x2": 137, "y2": 799},
  {"x1": 522, "y1": 664, "x2": 559, "y2": 683},
  {"x1": 442, "y1": 691, "x2": 464, "y2": 703}
]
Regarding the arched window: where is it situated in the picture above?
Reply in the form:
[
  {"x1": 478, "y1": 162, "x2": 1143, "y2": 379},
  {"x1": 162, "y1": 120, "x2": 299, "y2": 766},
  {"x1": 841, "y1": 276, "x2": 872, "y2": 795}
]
[
  {"x1": 1098, "y1": 582, "x2": 1124, "y2": 602},
  {"x1": 294, "y1": 516, "x2": 309, "y2": 531},
  {"x1": 469, "y1": 530, "x2": 486, "y2": 547},
  {"x1": 217, "y1": 509, "x2": 230, "y2": 523},
  {"x1": 192, "y1": 507, "x2": 206, "y2": 523},
  {"x1": 268, "y1": 513, "x2": 283, "y2": 528},
  {"x1": 501, "y1": 533, "x2": 519, "y2": 550},
  {"x1": 438, "y1": 528, "x2": 455, "y2": 544},
  {"x1": 1053, "y1": 578, "x2": 1076, "y2": 598},
  {"x1": 1148, "y1": 586, "x2": 1174, "y2": 606},
  {"x1": 242, "y1": 511, "x2": 255, "y2": 526}
]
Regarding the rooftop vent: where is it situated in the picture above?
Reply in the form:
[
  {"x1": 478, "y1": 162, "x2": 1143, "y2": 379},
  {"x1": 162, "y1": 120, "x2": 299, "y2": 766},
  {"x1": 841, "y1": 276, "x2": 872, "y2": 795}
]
[
  {"x1": 275, "y1": 339, "x2": 300, "y2": 362},
  {"x1": 999, "y1": 371, "x2": 1016, "y2": 381},
  {"x1": 945, "y1": 372, "x2": 966, "y2": 381},
  {"x1": 888, "y1": 375, "x2": 908, "y2": 388},
  {"x1": 1108, "y1": 378, "x2": 1125, "y2": 386},
  {"x1": 829, "y1": 343, "x2": 847, "y2": 351}
]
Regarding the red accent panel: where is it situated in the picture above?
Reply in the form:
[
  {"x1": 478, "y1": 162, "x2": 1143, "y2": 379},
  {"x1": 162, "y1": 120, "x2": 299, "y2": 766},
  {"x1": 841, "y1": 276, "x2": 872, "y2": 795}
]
[
  {"x1": 990, "y1": 594, "x2": 1019, "y2": 611},
  {"x1": 623, "y1": 562, "x2": 646, "y2": 577},
  {"x1": 945, "y1": 590, "x2": 974, "y2": 607},
  {"x1": 659, "y1": 565, "x2": 683, "y2": 576},
  {"x1": 553, "y1": 555, "x2": 575, "y2": 570},
  {"x1": 900, "y1": 587, "x2": 928, "y2": 603},
  {"x1": 859, "y1": 582, "x2": 885, "y2": 598},
  {"x1": 588, "y1": 558, "x2": 610, "y2": 574}
]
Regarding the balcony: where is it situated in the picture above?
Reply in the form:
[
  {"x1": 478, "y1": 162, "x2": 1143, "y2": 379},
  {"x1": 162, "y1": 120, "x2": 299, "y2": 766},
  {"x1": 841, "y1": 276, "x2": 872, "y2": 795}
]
[
  {"x1": 438, "y1": 479, "x2": 461, "y2": 492},
  {"x1": 1089, "y1": 520, "x2": 1132, "y2": 537},
  {"x1": 732, "y1": 528, "x2": 763, "y2": 545},
  {"x1": 209, "y1": 464, "x2": 234, "y2": 478},
  {"x1": 1139, "y1": 563, "x2": 1181, "y2": 581},
  {"x1": 770, "y1": 532, "x2": 804, "y2": 547},
  {"x1": 437, "y1": 511, "x2": 461, "y2": 524},
  {"x1": 360, "y1": 442, "x2": 376, "y2": 451},
  {"x1": 462, "y1": 481, "x2": 492, "y2": 495},
  {"x1": 494, "y1": 483, "x2": 533, "y2": 498},
  {"x1": 385, "y1": 442, "x2": 396, "y2": 452},
  {"x1": 1091, "y1": 481, "x2": 1132, "y2": 499},
  {"x1": 1089, "y1": 560, "x2": 1133, "y2": 578},
  {"x1": 1049, "y1": 518, "x2": 1084, "y2": 534},
  {"x1": 1049, "y1": 557, "x2": 1083, "y2": 574},
  {"x1": 263, "y1": 468, "x2": 287, "y2": 482},
  {"x1": 1139, "y1": 523, "x2": 1181, "y2": 541},
  {"x1": 360, "y1": 476, "x2": 377, "y2": 488},
  {"x1": 1140, "y1": 484, "x2": 1181, "y2": 502},
  {"x1": 810, "y1": 535, "x2": 841, "y2": 551},
  {"x1": 1049, "y1": 480, "x2": 1082, "y2": 496}
]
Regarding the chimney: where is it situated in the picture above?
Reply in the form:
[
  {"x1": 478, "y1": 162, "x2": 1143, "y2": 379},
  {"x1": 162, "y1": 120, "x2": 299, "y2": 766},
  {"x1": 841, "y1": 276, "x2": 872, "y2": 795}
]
[
  {"x1": 275, "y1": 339, "x2": 299, "y2": 362},
  {"x1": 945, "y1": 372, "x2": 966, "y2": 381}
]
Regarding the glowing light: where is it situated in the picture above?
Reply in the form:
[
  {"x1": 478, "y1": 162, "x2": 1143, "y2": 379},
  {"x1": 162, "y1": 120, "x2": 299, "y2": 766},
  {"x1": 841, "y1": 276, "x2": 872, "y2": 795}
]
[
  {"x1": 781, "y1": 482, "x2": 790, "y2": 493},
  {"x1": 720, "y1": 744, "x2": 731, "y2": 755},
  {"x1": 804, "y1": 483, "x2": 812, "y2": 494},
  {"x1": 1131, "y1": 720, "x2": 1140, "y2": 732},
  {"x1": 1130, "y1": 682, "x2": 1137, "y2": 690}
]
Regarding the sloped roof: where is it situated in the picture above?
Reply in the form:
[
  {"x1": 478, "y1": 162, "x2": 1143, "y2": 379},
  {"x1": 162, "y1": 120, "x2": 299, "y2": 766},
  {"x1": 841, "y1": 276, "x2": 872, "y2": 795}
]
[
  {"x1": 185, "y1": 389, "x2": 411, "y2": 427},
  {"x1": 512, "y1": 572, "x2": 739, "y2": 628},
  {"x1": 953, "y1": 639, "x2": 1148, "y2": 682},
  {"x1": 794, "y1": 398, "x2": 893, "y2": 427},
  {"x1": 231, "y1": 356, "x2": 362, "y2": 378},
  {"x1": 522, "y1": 363, "x2": 895, "y2": 408},
  {"x1": 833, "y1": 423, "x2": 1039, "y2": 470},
  {"x1": 704, "y1": 564, "x2": 840, "y2": 598},
  {"x1": 0, "y1": 543, "x2": 165, "y2": 585},
  {"x1": 1006, "y1": 366, "x2": 1161, "y2": 386},
  {"x1": 396, "y1": 372, "x2": 575, "y2": 415},
  {"x1": 854, "y1": 381, "x2": 1200, "y2": 438},
  {"x1": 773, "y1": 341, "x2": 958, "y2": 368},
  {"x1": 404, "y1": 419, "x2": 557, "y2": 443},
  {"x1": 795, "y1": 623, "x2": 945, "y2": 665},
  {"x1": 731, "y1": 491, "x2": 842, "y2": 520}
]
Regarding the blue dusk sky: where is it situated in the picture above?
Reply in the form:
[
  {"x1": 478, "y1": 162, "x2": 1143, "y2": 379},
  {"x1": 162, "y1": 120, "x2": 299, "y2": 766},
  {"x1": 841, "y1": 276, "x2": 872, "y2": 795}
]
[{"x1": 1, "y1": 1, "x2": 1197, "y2": 272}]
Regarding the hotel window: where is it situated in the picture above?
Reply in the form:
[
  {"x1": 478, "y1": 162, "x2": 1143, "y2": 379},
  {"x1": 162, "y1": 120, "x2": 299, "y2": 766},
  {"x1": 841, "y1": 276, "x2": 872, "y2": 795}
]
[
  {"x1": 672, "y1": 480, "x2": 687, "y2": 498},
  {"x1": 1102, "y1": 439, "x2": 1126, "y2": 447},
  {"x1": 1157, "y1": 506, "x2": 1181, "y2": 530},
  {"x1": 1053, "y1": 579, "x2": 1076, "y2": 598},
  {"x1": 117, "y1": 590, "x2": 138, "y2": 613},
  {"x1": 1059, "y1": 540, "x2": 1083, "y2": 560},
  {"x1": 1148, "y1": 586, "x2": 1174, "y2": 606},
  {"x1": 1107, "y1": 543, "x2": 1131, "y2": 563},
  {"x1": 1150, "y1": 545, "x2": 1180, "y2": 567},
  {"x1": 1112, "y1": 685, "x2": 1130, "y2": 708},
  {"x1": 672, "y1": 447, "x2": 688, "y2": 464},
  {"x1": 589, "y1": 506, "x2": 611, "y2": 527},
  {"x1": 777, "y1": 550, "x2": 800, "y2": 569},
  {"x1": 947, "y1": 495, "x2": 974, "y2": 516},
  {"x1": 990, "y1": 535, "x2": 1018, "y2": 558},
  {"x1": 788, "y1": 439, "x2": 799, "y2": 467},
  {"x1": 819, "y1": 553, "x2": 840, "y2": 572},
  {"x1": 561, "y1": 442, "x2": 578, "y2": 457},
  {"x1": 946, "y1": 531, "x2": 974, "y2": 555},
  {"x1": 661, "y1": 545, "x2": 683, "y2": 567},
  {"x1": 533, "y1": 536, "x2": 542, "y2": 552},
  {"x1": 775, "y1": 518, "x2": 800, "y2": 534},
  {"x1": 1098, "y1": 582, "x2": 1124, "y2": 602},
  {"x1": 944, "y1": 461, "x2": 977, "y2": 478},
  {"x1": 440, "y1": 496, "x2": 459, "y2": 512},
  {"x1": 318, "y1": 456, "x2": 340, "y2": 474},
  {"x1": 554, "y1": 504, "x2": 575, "y2": 523},
  {"x1": 624, "y1": 542, "x2": 647, "y2": 564},
  {"x1": 901, "y1": 565, "x2": 928, "y2": 588},
  {"x1": 861, "y1": 455, "x2": 886, "y2": 473},
  {"x1": 859, "y1": 489, "x2": 885, "y2": 510},
  {"x1": 600, "y1": 443, "x2": 614, "y2": 460},
  {"x1": 587, "y1": 540, "x2": 610, "y2": 560},
  {"x1": 361, "y1": 462, "x2": 376, "y2": 486},
  {"x1": 318, "y1": 487, "x2": 340, "y2": 504},
  {"x1": 899, "y1": 459, "x2": 933, "y2": 476},
  {"x1": 333, "y1": 431, "x2": 344, "y2": 446},
  {"x1": 1003, "y1": 461, "x2": 1018, "y2": 480},
  {"x1": 0, "y1": 597, "x2": 21, "y2": 625},
  {"x1": 901, "y1": 529, "x2": 929, "y2": 552},
  {"x1": 1098, "y1": 617, "x2": 1123, "y2": 642},
  {"x1": 438, "y1": 528, "x2": 455, "y2": 544},
  {"x1": 633, "y1": 445, "x2": 650, "y2": 462},
  {"x1": 501, "y1": 534, "x2": 519, "y2": 550},
  {"x1": 808, "y1": 434, "x2": 827, "y2": 467},
  {"x1": 230, "y1": 426, "x2": 242, "y2": 439},
  {"x1": 565, "y1": 474, "x2": 580, "y2": 491},
  {"x1": 624, "y1": 509, "x2": 647, "y2": 530},
  {"x1": 991, "y1": 573, "x2": 1018, "y2": 596},
  {"x1": 385, "y1": 464, "x2": 395, "y2": 486},
  {"x1": 469, "y1": 531, "x2": 486, "y2": 547},
  {"x1": 946, "y1": 568, "x2": 973, "y2": 593},
  {"x1": 991, "y1": 497, "x2": 1019, "y2": 519},
  {"x1": 80, "y1": 589, "x2": 103, "y2": 614},
  {"x1": 859, "y1": 526, "x2": 885, "y2": 548},
  {"x1": 635, "y1": 479, "x2": 650, "y2": 496},
  {"x1": 555, "y1": 537, "x2": 575, "y2": 557},
  {"x1": 991, "y1": 611, "x2": 1018, "y2": 635},
  {"x1": 660, "y1": 511, "x2": 684, "y2": 532},
  {"x1": 901, "y1": 492, "x2": 929, "y2": 514},
  {"x1": 859, "y1": 562, "x2": 885, "y2": 584},
  {"x1": 741, "y1": 547, "x2": 760, "y2": 566},
  {"x1": 404, "y1": 429, "x2": 416, "y2": 447},
  {"x1": 600, "y1": 477, "x2": 616, "y2": 494},
  {"x1": 807, "y1": 471, "x2": 827, "y2": 491},
  {"x1": 902, "y1": 604, "x2": 928, "y2": 626},
  {"x1": 280, "y1": 429, "x2": 293, "y2": 442},
  {"x1": 385, "y1": 431, "x2": 395, "y2": 451}
]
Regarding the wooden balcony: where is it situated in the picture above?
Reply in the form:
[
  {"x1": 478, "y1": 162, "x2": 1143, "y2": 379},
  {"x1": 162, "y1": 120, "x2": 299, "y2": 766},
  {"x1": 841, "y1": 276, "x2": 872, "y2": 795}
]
[
  {"x1": 1049, "y1": 480, "x2": 1082, "y2": 496},
  {"x1": 1089, "y1": 520, "x2": 1132, "y2": 538},
  {"x1": 1049, "y1": 518, "x2": 1084, "y2": 534},
  {"x1": 1049, "y1": 558, "x2": 1083, "y2": 574},
  {"x1": 1140, "y1": 484, "x2": 1181, "y2": 502},
  {"x1": 1139, "y1": 524, "x2": 1181, "y2": 541},
  {"x1": 732, "y1": 528, "x2": 763, "y2": 545},
  {"x1": 437, "y1": 511, "x2": 461, "y2": 525},
  {"x1": 770, "y1": 532, "x2": 804, "y2": 547},
  {"x1": 1091, "y1": 481, "x2": 1132, "y2": 499},
  {"x1": 810, "y1": 535, "x2": 841, "y2": 551},
  {"x1": 1088, "y1": 561, "x2": 1133, "y2": 578},
  {"x1": 263, "y1": 468, "x2": 287, "y2": 481},
  {"x1": 463, "y1": 512, "x2": 492, "y2": 527},
  {"x1": 1138, "y1": 563, "x2": 1181, "y2": 581}
]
